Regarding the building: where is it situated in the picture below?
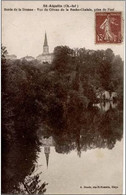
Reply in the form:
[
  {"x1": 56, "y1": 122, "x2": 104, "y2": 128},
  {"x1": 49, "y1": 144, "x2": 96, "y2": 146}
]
[
  {"x1": 96, "y1": 90, "x2": 118, "y2": 101},
  {"x1": 36, "y1": 33, "x2": 54, "y2": 64},
  {"x1": 20, "y1": 55, "x2": 35, "y2": 61},
  {"x1": 6, "y1": 54, "x2": 17, "y2": 60}
]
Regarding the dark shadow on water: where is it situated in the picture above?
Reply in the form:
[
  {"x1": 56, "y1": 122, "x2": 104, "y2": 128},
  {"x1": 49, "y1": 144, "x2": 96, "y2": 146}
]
[
  {"x1": 2, "y1": 108, "x2": 48, "y2": 194},
  {"x1": 2, "y1": 99, "x2": 123, "y2": 194}
]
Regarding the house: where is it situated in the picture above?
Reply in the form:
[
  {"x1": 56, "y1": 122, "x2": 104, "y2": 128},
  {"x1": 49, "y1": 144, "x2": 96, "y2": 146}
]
[
  {"x1": 20, "y1": 55, "x2": 35, "y2": 61},
  {"x1": 6, "y1": 54, "x2": 17, "y2": 60}
]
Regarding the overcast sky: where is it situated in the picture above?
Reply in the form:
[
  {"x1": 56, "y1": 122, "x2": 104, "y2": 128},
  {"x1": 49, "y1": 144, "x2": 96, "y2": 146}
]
[{"x1": 2, "y1": 1, "x2": 124, "y2": 59}]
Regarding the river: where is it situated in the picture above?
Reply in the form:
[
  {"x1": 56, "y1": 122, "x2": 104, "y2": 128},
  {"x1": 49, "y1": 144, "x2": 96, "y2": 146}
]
[
  {"x1": 35, "y1": 139, "x2": 123, "y2": 194},
  {"x1": 2, "y1": 101, "x2": 123, "y2": 194}
]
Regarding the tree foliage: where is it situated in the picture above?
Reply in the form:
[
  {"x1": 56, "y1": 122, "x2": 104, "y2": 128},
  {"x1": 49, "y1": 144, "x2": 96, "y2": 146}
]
[{"x1": 2, "y1": 45, "x2": 123, "y2": 193}]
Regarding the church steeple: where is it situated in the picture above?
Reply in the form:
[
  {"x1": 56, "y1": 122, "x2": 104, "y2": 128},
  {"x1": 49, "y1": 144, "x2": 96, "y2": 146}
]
[
  {"x1": 43, "y1": 32, "x2": 49, "y2": 54},
  {"x1": 44, "y1": 33, "x2": 48, "y2": 46}
]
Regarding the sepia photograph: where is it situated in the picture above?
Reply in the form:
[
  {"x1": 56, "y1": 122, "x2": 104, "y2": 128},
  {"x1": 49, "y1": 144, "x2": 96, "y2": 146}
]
[{"x1": 1, "y1": 1, "x2": 125, "y2": 194}]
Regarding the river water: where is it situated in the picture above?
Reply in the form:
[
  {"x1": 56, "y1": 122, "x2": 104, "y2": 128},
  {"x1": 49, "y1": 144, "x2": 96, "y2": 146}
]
[
  {"x1": 36, "y1": 139, "x2": 123, "y2": 194},
  {"x1": 2, "y1": 101, "x2": 123, "y2": 194}
]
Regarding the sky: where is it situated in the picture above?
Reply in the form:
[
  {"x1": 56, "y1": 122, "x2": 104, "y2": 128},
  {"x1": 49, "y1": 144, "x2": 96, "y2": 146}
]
[{"x1": 2, "y1": 1, "x2": 125, "y2": 59}]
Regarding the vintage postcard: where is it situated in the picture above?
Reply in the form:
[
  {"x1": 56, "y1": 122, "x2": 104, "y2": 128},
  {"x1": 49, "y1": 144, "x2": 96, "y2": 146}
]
[{"x1": 1, "y1": 1, "x2": 125, "y2": 194}]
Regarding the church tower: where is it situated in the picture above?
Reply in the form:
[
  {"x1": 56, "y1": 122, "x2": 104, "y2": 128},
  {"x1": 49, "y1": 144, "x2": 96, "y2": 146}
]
[
  {"x1": 43, "y1": 32, "x2": 49, "y2": 54},
  {"x1": 36, "y1": 32, "x2": 53, "y2": 63}
]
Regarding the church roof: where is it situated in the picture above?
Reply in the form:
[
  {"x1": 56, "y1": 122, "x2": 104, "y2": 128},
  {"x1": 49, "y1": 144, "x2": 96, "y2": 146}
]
[{"x1": 44, "y1": 32, "x2": 48, "y2": 46}]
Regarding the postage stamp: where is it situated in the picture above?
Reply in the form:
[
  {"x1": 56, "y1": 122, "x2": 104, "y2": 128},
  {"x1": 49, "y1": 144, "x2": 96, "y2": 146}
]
[{"x1": 95, "y1": 12, "x2": 122, "y2": 44}]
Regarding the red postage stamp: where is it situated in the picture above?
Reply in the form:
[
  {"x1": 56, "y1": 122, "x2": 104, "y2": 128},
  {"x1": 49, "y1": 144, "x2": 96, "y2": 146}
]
[{"x1": 95, "y1": 12, "x2": 122, "y2": 44}]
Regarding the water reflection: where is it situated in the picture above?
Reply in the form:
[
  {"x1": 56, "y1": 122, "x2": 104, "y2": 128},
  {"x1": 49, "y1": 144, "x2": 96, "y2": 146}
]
[
  {"x1": 93, "y1": 101, "x2": 118, "y2": 112},
  {"x1": 2, "y1": 111, "x2": 48, "y2": 194},
  {"x1": 40, "y1": 103, "x2": 122, "y2": 159},
  {"x1": 2, "y1": 101, "x2": 123, "y2": 194},
  {"x1": 41, "y1": 137, "x2": 54, "y2": 167},
  {"x1": 36, "y1": 141, "x2": 123, "y2": 194}
]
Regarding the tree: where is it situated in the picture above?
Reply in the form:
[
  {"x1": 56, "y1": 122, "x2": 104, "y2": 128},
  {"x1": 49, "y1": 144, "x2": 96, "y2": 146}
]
[
  {"x1": 1, "y1": 45, "x2": 8, "y2": 63},
  {"x1": 52, "y1": 46, "x2": 73, "y2": 73}
]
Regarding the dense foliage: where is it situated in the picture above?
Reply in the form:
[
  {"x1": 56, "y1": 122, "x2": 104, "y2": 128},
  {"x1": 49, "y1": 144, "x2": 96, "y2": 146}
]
[{"x1": 1, "y1": 45, "x2": 123, "y2": 193}]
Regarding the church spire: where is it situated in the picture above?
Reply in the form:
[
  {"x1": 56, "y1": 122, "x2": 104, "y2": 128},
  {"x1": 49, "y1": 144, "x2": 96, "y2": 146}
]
[
  {"x1": 44, "y1": 32, "x2": 48, "y2": 46},
  {"x1": 43, "y1": 32, "x2": 49, "y2": 54}
]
